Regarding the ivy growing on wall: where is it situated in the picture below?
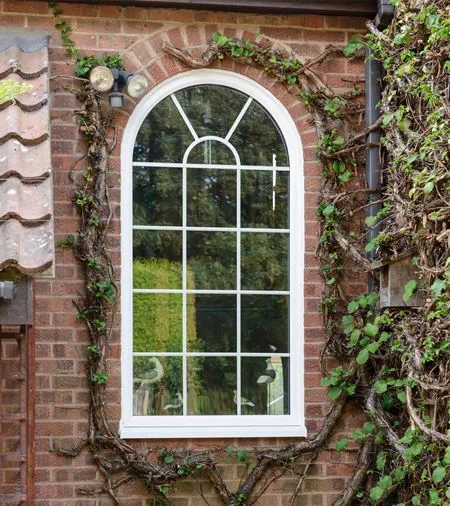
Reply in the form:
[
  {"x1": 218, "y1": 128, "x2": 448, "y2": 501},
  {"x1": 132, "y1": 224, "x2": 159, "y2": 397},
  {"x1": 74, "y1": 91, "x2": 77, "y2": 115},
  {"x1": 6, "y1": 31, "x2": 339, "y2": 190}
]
[{"x1": 50, "y1": 0, "x2": 450, "y2": 504}]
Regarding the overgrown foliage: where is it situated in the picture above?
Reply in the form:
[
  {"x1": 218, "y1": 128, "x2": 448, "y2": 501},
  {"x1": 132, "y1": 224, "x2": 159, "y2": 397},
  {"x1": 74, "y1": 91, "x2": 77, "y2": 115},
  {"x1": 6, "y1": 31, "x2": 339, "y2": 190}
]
[
  {"x1": 0, "y1": 79, "x2": 32, "y2": 105},
  {"x1": 50, "y1": 0, "x2": 450, "y2": 504}
]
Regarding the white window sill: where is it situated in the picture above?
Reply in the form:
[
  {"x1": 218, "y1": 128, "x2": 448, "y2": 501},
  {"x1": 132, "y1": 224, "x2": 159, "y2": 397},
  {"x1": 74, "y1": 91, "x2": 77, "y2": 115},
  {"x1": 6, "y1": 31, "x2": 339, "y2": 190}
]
[{"x1": 120, "y1": 422, "x2": 307, "y2": 439}]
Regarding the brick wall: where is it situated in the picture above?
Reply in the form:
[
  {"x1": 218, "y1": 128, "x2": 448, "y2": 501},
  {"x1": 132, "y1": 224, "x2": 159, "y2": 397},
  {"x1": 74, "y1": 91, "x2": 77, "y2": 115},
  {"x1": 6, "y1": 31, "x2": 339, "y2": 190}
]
[{"x1": 0, "y1": 1, "x2": 367, "y2": 504}]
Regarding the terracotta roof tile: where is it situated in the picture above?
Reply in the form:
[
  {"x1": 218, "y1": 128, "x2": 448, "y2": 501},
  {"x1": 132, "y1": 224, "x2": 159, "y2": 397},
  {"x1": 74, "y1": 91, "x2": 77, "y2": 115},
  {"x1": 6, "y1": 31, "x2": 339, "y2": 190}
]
[
  {"x1": 0, "y1": 73, "x2": 48, "y2": 110},
  {"x1": 0, "y1": 219, "x2": 53, "y2": 274},
  {"x1": 0, "y1": 177, "x2": 52, "y2": 221},
  {"x1": 0, "y1": 45, "x2": 48, "y2": 79},
  {"x1": 0, "y1": 138, "x2": 51, "y2": 179},
  {"x1": 0, "y1": 31, "x2": 54, "y2": 276}
]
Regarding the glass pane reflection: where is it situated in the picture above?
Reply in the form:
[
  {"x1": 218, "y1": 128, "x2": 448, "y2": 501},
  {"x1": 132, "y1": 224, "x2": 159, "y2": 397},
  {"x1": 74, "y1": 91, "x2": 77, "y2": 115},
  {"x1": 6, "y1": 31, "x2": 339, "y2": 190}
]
[
  {"x1": 241, "y1": 357, "x2": 289, "y2": 415},
  {"x1": 133, "y1": 356, "x2": 182, "y2": 416},
  {"x1": 174, "y1": 85, "x2": 248, "y2": 139},
  {"x1": 187, "y1": 140, "x2": 236, "y2": 165},
  {"x1": 133, "y1": 293, "x2": 182, "y2": 352},
  {"x1": 133, "y1": 230, "x2": 182, "y2": 289},
  {"x1": 187, "y1": 356, "x2": 236, "y2": 415},
  {"x1": 133, "y1": 166, "x2": 182, "y2": 226},
  {"x1": 187, "y1": 168, "x2": 236, "y2": 227},
  {"x1": 241, "y1": 232, "x2": 289, "y2": 290},
  {"x1": 133, "y1": 95, "x2": 193, "y2": 163},
  {"x1": 241, "y1": 171, "x2": 288, "y2": 229},
  {"x1": 187, "y1": 294, "x2": 236, "y2": 352},
  {"x1": 241, "y1": 295, "x2": 289, "y2": 353},
  {"x1": 187, "y1": 232, "x2": 236, "y2": 290},
  {"x1": 230, "y1": 101, "x2": 289, "y2": 166}
]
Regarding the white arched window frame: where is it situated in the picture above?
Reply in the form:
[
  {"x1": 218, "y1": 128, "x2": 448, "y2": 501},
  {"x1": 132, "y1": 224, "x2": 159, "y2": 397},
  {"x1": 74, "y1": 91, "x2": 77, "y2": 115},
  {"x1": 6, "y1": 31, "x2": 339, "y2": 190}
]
[{"x1": 120, "y1": 69, "x2": 306, "y2": 438}]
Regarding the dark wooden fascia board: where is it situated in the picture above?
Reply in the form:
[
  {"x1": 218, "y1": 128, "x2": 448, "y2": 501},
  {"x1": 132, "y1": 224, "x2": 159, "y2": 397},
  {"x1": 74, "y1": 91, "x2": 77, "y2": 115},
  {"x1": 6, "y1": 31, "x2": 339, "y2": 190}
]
[{"x1": 41, "y1": 0, "x2": 377, "y2": 17}]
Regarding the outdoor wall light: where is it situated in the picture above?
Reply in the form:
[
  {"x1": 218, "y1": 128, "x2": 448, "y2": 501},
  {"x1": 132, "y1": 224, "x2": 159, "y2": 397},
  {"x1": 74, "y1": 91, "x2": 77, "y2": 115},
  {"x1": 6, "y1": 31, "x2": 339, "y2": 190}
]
[{"x1": 89, "y1": 66, "x2": 149, "y2": 108}]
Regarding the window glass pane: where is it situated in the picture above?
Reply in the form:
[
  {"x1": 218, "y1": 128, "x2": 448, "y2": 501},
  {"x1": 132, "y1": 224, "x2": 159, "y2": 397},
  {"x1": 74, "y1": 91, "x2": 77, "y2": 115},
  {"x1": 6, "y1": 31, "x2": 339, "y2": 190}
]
[
  {"x1": 133, "y1": 166, "x2": 182, "y2": 226},
  {"x1": 187, "y1": 140, "x2": 236, "y2": 165},
  {"x1": 187, "y1": 168, "x2": 236, "y2": 227},
  {"x1": 133, "y1": 356, "x2": 182, "y2": 416},
  {"x1": 133, "y1": 96, "x2": 193, "y2": 163},
  {"x1": 241, "y1": 171, "x2": 288, "y2": 229},
  {"x1": 230, "y1": 101, "x2": 288, "y2": 166},
  {"x1": 187, "y1": 231, "x2": 236, "y2": 290},
  {"x1": 241, "y1": 232, "x2": 289, "y2": 290},
  {"x1": 187, "y1": 357, "x2": 236, "y2": 415},
  {"x1": 174, "y1": 85, "x2": 248, "y2": 139},
  {"x1": 187, "y1": 294, "x2": 236, "y2": 352},
  {"x1": 133, "y1": 293, "x2": 182, "y2": 352},
  {"x1": 241, "y1": 295, "x2": 289, "y2": 353},
  {"x1": 133, "y1": 230, "x2": 182, "y2": 289},
  {"x1": 241, "y1": 357, "x2": 290, "y2": 415}
]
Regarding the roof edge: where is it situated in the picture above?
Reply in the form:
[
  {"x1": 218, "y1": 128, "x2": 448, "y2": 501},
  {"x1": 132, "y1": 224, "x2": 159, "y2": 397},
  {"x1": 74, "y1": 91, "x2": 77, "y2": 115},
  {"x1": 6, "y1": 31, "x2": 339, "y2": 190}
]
[
  {"x1": 0, "y1": 30, "x2": 50, "y2": 53},
  {"x1": 38, "y1": 0, "x2": 377, "y2": 17}
]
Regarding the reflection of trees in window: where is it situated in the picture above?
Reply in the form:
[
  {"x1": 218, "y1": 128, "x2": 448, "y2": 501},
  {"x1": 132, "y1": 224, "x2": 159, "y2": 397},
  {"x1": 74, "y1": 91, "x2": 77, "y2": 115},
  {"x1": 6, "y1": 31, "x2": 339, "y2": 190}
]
[
  {"x1": 230, "y1": 101, "x2": 288, "y2": 166},
  {"x1": 174, "y1": 85, "x2": 248, "y2": 139},
  {"x1": 133, "y1": 96, "x2": 193, "y2": 163},
  {"x1": 133, "y1": 167, "x2": 182, "y2": 226},
  {"x1": 130, "y1": 83, "x2": 292, "y2": 419}
]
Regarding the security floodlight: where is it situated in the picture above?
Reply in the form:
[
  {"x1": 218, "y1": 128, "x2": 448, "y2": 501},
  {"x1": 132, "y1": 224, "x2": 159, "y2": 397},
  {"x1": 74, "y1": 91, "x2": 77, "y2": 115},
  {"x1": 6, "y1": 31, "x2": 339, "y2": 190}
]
[
  {"x1": 89, "y1": 66, "x2": 149, "y2": 108},
  {"x1": 89, "y1": 66, "x2": 114, "y2": 93},
  {"x1": 126, "y1": 73, "x2": 148, "y2": 98}
]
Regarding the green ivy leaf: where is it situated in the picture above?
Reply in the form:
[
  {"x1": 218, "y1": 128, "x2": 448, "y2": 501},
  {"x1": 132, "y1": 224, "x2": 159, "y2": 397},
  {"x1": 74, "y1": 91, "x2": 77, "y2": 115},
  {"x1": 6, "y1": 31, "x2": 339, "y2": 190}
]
[
  {"x1": 431, "y1": 278, "x2": 445, "y2": 297},
  {"x1": 375, "y1": 380, "x2": 388, "y2": 394},
  {"x1": 397, "y1": 390, "x2": 406, "y2": 403},
  {"x1": 335, "y1": 438, "x2": 348, "y2": 451},
  {"x1": 432, "y1": 466, "x2": 446, "y2": 484},
  {"x1": 382, "y1": 112, "x2": 395, "y2": 126},
  {"x1": 424, "y1": 181, "x2": 435, "y2": 194},
  {"x1": 376, "y1": 451, "x2": 386, "y2": 470},
  {"x1": 347, "y1": 301, "x2": 360, "y2": 313},
  {"x1": 364, "y1": 322, "x2": 379, "y2": 337},
  {"x1": 343, "y1": 35, "x2": 363, "y2": 57},
  {"x1": 379, "y1": 475, "x2": 393, "y2": 489},
  {"x1": 356, "y1": 348, "x2": 369, "y2": 365},
  {"x1": 369, "y1": 486, "x2": 384, "y2": 501},
  {"x1": 402, "y1": 279, "x2": 417, "y2": 303},
  {"x1": 365, "y1": 215, "x2": 378, "y2": 227},
  {"x1": 328, "y1": 386, "x2": 343, "y2": 400}
]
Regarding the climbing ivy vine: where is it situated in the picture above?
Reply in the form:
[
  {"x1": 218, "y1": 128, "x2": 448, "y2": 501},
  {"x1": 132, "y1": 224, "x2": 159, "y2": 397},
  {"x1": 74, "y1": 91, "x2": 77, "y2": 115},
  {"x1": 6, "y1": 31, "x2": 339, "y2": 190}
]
[{"x1": 50, "y1": 0, "x2": 450, "y2": 504}]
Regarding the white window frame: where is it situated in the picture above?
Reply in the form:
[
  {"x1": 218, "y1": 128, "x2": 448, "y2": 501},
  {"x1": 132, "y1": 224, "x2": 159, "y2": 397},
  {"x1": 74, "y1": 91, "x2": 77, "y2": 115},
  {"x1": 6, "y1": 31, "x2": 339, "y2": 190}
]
[{"x1": 120, "y1": 69, "x2": 306, "y2": 438}]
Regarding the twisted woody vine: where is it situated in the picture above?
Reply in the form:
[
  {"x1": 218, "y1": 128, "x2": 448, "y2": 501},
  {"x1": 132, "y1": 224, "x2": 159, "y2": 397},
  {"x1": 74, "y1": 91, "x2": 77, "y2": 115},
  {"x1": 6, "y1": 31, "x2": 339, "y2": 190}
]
[{"x1": 47, "y1": 0, "x2": 450, "y2": 504}]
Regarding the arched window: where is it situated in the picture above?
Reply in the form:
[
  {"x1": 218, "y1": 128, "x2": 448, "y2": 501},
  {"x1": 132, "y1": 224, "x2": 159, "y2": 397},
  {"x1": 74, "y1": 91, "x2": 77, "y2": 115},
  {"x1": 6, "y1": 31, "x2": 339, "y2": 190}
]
[{"x1": 121, "y1": 70, "x2": 305, "y2": 438}]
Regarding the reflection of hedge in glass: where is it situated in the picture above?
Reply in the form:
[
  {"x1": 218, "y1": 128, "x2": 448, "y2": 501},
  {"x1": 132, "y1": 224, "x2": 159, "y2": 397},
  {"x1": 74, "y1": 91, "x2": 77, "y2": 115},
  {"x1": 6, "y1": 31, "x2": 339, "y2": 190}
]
[
  {"x1": 133, "y1": 233, "x2": 182, "y2": 289},
  {"x1": 133, "y1": 259, "x2": 197, "y2": 353},
  {"x1": 133, "y1": 293, "x2": 182, "y2": 352}
]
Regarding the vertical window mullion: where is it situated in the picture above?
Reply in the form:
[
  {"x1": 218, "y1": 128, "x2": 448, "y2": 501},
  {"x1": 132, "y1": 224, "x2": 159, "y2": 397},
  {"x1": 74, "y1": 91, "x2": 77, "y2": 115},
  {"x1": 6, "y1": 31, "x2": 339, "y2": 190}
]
[
  {"x1": 236, "y1": 164, "x2": 241, "y2": 416},
  {"x1": 182, "y1": 161, "x2": 187, "y2": 416}
]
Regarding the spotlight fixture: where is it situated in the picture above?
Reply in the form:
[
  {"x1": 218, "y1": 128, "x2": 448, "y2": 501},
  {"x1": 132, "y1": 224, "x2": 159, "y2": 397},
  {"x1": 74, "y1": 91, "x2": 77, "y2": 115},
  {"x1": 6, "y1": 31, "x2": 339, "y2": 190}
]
[
  {"x1": 89, "y1": 66, "x2": 149, "y2": 108},
  {"x1": 89, "y1": 66, "x2": 115, "y2": 93}
]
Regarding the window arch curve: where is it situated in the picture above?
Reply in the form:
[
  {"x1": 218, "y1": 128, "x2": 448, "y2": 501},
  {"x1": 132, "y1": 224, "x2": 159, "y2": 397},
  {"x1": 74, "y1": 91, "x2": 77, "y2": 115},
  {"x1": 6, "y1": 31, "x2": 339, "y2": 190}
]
[{"x1": 121, "y1": 69, "x2": 305, "y2": 438}]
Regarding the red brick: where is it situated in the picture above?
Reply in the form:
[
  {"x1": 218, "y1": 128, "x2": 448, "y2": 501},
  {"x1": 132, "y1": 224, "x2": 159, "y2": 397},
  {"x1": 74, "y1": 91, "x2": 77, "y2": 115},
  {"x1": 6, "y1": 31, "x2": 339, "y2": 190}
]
[{"x1": 4, "y1": 0, "x2": 49, "y2": 14}]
